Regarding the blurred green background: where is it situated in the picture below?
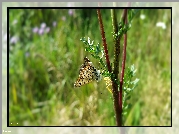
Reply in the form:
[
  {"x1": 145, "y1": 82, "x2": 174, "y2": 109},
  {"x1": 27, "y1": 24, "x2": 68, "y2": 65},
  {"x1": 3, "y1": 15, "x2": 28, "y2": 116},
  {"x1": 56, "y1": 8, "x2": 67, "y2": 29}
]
[{"x1": 9, "y1": 9, "x2": 171, "y2": 126}]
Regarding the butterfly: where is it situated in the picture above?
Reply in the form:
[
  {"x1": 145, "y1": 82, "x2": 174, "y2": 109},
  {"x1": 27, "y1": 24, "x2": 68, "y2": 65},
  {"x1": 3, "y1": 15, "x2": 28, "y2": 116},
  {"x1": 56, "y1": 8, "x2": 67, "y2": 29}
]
[{"x1": 74, "y1": 57, "x2": 102, "y2": 87}]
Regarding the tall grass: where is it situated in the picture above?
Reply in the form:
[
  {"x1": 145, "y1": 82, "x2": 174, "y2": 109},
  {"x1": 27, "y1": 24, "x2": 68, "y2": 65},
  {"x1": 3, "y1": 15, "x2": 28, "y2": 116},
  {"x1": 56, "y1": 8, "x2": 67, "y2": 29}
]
[{"x1": 9, "y1": 9, "x2": 171, "y2": 126}]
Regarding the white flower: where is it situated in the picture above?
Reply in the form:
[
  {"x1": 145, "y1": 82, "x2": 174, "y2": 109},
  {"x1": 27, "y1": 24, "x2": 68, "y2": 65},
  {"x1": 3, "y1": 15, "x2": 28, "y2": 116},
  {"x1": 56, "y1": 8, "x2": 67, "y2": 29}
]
[
  {"x1": 13, "y1": 19, "x2": 18, "y2": 25},
  {"x1": 140, "y1": 14, "x2": 145, "y2": 20},
  {"x1": 156, "y1": 22, "x2": 166, "y2": 29}
]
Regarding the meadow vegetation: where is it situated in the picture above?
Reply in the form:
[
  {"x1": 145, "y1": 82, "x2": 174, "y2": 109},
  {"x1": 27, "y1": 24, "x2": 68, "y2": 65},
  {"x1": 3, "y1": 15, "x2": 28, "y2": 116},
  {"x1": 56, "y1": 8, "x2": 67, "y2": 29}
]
[{"x1": 9, "y1": 9, "x2": 171, "y2": 126}]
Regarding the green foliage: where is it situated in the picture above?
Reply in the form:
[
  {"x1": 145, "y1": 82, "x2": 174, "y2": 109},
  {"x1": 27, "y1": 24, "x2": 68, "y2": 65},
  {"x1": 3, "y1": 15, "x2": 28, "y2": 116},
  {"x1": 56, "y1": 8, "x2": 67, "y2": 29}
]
[
  {"x1": 122, "y1": 65, "x2": 139, "y2": 123},
  {"x1": 80, "y1": 37, "x2": 110, "y2": 76},
  {"x1": 128, "y1": 9, "x2": 141, "y2": 22},
  {"x1": 117, "y1": 9, "x2": 140, "y2": 38},
  {"x1": 81, "y1": 12, "x2": 140, "y2": 125},
  {"x1": 80, "y1": 37, "x2": 104, "y2": 59}
]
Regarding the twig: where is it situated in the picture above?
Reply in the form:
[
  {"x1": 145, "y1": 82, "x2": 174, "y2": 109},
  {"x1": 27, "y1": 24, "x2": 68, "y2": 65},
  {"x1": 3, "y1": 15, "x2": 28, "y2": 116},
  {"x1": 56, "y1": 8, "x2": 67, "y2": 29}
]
[
  {"x1": 111, "y1": 9, "x2": 122, "y2": 126},
  {"x1": 97, "y1": 9, "x2": 112, "y2": 73},
  {"x1": 97, "y1": 9, "x2": 122, "y2": 126},
  {"x1": 119, "y1": 9, "x2": 128, "y2": 118}
]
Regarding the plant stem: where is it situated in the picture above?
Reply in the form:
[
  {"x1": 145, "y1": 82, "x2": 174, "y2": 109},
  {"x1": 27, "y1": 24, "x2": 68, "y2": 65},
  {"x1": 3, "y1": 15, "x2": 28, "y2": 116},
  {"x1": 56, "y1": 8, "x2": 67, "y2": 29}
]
[
  {"x1": 111, "y1": 9, "x2": 122, "y2": 126},
  {"x1": 97, "y1": 9, "x2": 128, "y2": 127},
  {"x1": 97, "y1": 9, "x2": 112, "y2": 73},
  {"x1": 119, "y1": 9, "x2": 128, "y2": 119},
  {"x1": 97, "y1": 9, "x2": 121, "y2": 126}
]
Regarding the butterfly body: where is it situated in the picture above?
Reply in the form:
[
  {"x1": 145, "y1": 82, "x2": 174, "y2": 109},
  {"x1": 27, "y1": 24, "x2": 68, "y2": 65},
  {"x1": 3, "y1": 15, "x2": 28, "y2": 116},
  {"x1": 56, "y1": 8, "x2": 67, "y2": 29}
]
[{"x1": 74, "y1": 57, "x2": 102, "y2": 87}]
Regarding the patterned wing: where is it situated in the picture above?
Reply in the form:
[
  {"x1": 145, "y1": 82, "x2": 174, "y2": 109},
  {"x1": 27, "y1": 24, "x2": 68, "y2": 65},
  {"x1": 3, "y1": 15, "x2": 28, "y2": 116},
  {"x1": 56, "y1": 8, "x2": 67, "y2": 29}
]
[{"x1": 74, "y1": 57, "x2": 102, "y2": 87}]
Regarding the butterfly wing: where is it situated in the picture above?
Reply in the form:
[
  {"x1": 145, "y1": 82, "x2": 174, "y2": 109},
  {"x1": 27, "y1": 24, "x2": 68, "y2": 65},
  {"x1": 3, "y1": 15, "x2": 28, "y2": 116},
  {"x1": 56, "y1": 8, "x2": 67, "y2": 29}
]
[
  {"x1": 74, "y1": 66, "x2": 94, "y2": 87},
  {"x1": 74, "y1": 57, "x2": 102, "y2": 87}
]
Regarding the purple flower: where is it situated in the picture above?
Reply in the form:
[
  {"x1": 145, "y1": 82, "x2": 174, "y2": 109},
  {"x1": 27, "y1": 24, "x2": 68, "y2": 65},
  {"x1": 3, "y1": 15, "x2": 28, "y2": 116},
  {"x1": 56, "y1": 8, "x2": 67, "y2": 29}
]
[
  {"x1": 40, "y1": 22, "x2": 46, "y2": 29},
  {"x1": 68, "y1": 9, "x2": 73, "y2": 16},
  {"x1": 25, "y1": 52, "x2": 30, "y2": 57},
  {"x1": 32, "y1": 27, "x2": 39, "y2": 33},
  {"x1": 52, "y1": 21, "x2": 57, "y2": 27},
  {"x1": 45, "y1": 27, "x2": 50, "y2": 33},
  {"x1": 61, "y1": 16, "x2": 66, "y2": 21},
  {"x1": 10, "y1": 36, "x2": 18, "y2": 44},
  {"x1": 38, "y1": 28, "x2": 44, "y2": 35}
]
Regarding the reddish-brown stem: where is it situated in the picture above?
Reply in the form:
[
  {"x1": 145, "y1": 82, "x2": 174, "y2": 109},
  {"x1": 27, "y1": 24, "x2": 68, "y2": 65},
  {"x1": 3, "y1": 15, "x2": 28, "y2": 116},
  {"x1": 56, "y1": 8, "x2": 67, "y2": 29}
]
[
  {"x1": 97, "y1": 9, "x2": 112, "y2": 73},
  {"x1": 119, "y1": 9, "x2": 128, "y2": 114},
  {"x1": 111, "y1": 9, "x2": 122, "y2": 126},
  {"x1": 97, "y1": 9, "x2": 121, "y2": 126},
  {"x1": 97, "y1": 8, "x2": 128, "y2": 127}
]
